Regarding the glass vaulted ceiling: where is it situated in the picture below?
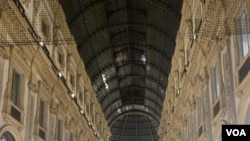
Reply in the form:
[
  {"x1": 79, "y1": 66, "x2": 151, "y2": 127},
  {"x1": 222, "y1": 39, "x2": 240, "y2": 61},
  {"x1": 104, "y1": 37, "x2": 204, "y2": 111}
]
[{"x1": 59, "y1": 0, "x2": 183, "y2": 140}]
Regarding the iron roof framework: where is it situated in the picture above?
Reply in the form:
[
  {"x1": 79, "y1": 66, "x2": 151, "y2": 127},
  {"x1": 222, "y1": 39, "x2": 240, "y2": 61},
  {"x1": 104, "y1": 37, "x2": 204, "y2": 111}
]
[{"x1": 59, "y1": 0, "x2": 183, "y2": 140}]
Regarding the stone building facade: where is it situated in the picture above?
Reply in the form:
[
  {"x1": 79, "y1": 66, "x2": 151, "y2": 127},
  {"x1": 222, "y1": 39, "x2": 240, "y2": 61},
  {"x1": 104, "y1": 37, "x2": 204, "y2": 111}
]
[
  {"x1": 158, "y1": 0, "x2": 250, "y2": 141},
  {"x1": 0, "y1": 0, "x2": 110, "y2": 141}
]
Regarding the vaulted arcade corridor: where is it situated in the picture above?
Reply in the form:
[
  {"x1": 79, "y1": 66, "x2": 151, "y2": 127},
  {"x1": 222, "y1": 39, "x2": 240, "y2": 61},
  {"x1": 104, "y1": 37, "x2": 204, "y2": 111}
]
[
  {"x1": 59, "y1": 0, "x2": 183, "y2": 140},
  {"x1": 1, "y1": 0, "x2": 250, "y2": 141}
]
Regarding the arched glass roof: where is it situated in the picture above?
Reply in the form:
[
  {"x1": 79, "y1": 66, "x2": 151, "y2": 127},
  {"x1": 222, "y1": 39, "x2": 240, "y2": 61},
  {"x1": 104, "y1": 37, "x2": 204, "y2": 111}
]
[{"x1": 59, "y1": 0, "x2": 183, "y2": 140}]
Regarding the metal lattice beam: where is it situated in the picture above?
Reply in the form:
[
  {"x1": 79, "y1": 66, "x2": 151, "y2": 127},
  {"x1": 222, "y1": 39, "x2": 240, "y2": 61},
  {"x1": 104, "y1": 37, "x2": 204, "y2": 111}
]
[
  {"x1": 99, "y1": 85, "x2": 164, "y2": 105},
  {"x1": 102, "y1": 96, "x2": 162, "y2": 115},
  {"x1": 96, "y1": 73, "x2": 166, "y2": 93},
  {"x1": 85, "y1": 43, "x2": 172, "y2": 69},
  {"x1": 108, "y1": 108, "x2": 160, "y2": 126}
]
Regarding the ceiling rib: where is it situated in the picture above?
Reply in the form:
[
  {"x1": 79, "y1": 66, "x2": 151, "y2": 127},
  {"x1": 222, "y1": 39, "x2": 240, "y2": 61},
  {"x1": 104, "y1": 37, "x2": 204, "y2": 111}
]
[
  {"x1": 96, "y1": 74, "x2": 165, "y2": 93},
  {"x1": 59, "y1": 0, "x2": 183, "y2": 140},
  {"x1": 77, "y1": 22, "x2": 176, "y2": 50},
  {"x1": 68, "y1": 0, "x2": 181, "y2": 28},
  {"x1": 105, "y1": 104, "x2": 161, "y2": 121},
  {"x1": 108, "y1": 109, "x2": 160, "y2": 126},
  {"x1": 99, "y1": 86, "x2": 164, "y2": 106},
  {"x1": 90, "y1": 61, "x2": 169, "y2": 83},
  {"x1": 102, "y1": 96, "x2": 162, "y2": 114},
  {"x1": 85, "y1": 43, "x2": 172, "y2": 69}
]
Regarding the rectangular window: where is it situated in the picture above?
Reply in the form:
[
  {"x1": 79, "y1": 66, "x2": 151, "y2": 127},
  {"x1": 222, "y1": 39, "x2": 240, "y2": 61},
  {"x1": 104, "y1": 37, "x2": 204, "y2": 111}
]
[
  {"x1": 58, "y1": 52, "x2": 64, "y2": 66},
  {"x1": 79, "y1": 91, "x2": 83, "y2": 103},
  {"x1": 197, "y1": 97, "x2": 203, "y2": 126},
  {"x1": 11, "y1": 69, "x2": 22, "y2": 108},
  {"x1": 237, "y1": 4, "x2": 250, "y2": 62},
  {"x1": 70, "y1": 74, "x2": 75, "y2": 87},
  {"x1": 70, "y1": 133, "x2": 74, "y2": 141},
  {"x1": 197, "y1": 95, "x2": 204, "y2": 137},
  {"x1": 42, "y1": 20, "x2": 47, "y2": 37},
  {"x1": 57, "y1": 120, "x2": 63, "y2": 141},
  {"x1": 49, "y1": 115, "x2": 56, "y2": 141},
  {"x1": 39, "y1": 99, "x2": 46, "y2": 140},
  {"x1": 39, "y1": 100, "x2": 46, "y2": 129},
  {"x1": 212, "y1": 62, "x2": 220, "y2": 101}
]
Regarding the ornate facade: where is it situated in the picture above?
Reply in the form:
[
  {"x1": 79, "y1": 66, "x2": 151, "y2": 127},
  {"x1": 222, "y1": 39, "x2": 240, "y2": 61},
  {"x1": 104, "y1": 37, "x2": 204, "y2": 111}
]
[
  {"x1": 0, "y1": 0, "x2": 110, "y2": 141},
  {"x1": 159, "y1": 0, "x2": 250, "y2": 141}
]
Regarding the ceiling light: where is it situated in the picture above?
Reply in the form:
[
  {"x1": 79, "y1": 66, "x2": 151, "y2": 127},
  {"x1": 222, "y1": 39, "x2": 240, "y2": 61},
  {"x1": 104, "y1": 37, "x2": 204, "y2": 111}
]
[
  {"x1": 105, "y1": 83, "x2": 109, "y2": 90},
  {"x1": 39, "y1": 41, "x2": 44, "y2": 47},
  {"x1": 80, "y1": 109, "x2": 84, "y2": 115},
  {"x1": 177, "y1": 89, "x2": 180, "y2": 95},
  {"x1": 117, "y1": 108, "x2": 121, "y2": 113},
  {"x1": 193, "y1": 33, "x2": 197, "y2": 39},
  {"x1": 71, "y1": 93, "x2": 76, "y2": 98},
  {"x1": 58, "y1": 72, "x2": 63, "y2": 78}
]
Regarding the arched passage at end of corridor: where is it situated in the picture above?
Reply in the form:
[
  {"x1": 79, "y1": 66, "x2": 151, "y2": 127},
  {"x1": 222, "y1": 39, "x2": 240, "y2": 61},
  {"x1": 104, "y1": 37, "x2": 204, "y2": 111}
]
[
  {"x1": 0, "y1": 124, "x2": 23, "y2": 141},
  {"x1": 0, "y1": 131, "x2": 15, "y2": 141}
]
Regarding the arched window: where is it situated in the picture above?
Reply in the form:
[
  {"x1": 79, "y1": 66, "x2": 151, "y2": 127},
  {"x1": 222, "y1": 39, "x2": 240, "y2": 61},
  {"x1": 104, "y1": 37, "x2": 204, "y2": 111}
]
[
  {"x1": 0, "y1": 131, "x2": 15, "y2": 141},
  {"x1": 246, "y1": 105, "x2": 250, "y2": 124}
]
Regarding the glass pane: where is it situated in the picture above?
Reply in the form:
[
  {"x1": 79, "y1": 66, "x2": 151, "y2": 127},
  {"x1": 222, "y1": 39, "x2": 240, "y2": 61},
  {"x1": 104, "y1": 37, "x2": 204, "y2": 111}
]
[
  {"x1": 212, "y1": 62, "x2": 220, "y2": 101},
  {"x1": 239, "y1": 10, "x2": 250, "y2": 59},
  {"x1": 11, "y1": 70, "x2": 21, "y2": 107},
  {"x1": 39, "y1": 100, "x2": 45, "y2": 128},
  {"x1": 58, "y1": 120, "x2": 63, "y2": 141}
]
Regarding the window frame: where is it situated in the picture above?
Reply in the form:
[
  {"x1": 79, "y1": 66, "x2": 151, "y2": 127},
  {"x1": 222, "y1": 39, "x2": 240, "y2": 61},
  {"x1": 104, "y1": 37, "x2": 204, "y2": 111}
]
[
  {"x1": 57, "y1": 119, "x2": 63, "y2": 141},
  {"x1": 210, "y1": 58, "x2": 223, "y2": 119},
  {"x1": 69, "y1": 72, "x2": 75, "y2": 88},
  {"x1": 11, "y1": 69, "x2": 22, "y2": 108},
  {"x1": 211, "y1": 60, "x2": 221, "y2": 104},
  {"x1": 70, "y1": 132, "x2": 75, "y2": 141},
  {"x1": 39, "y1": 98, "x2": 47, "y2": 129},
  {"x1": 57, "y1": 51, "x2": 64, "y2": 67},
  {"x1": 236, "y1": 2, "x2": 250, "y2": 63},
  {"x1": 8, "y1": 67, "x2": 25, "y2": 124}
]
